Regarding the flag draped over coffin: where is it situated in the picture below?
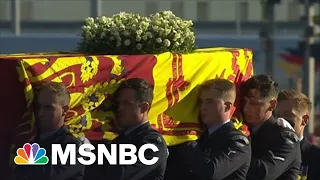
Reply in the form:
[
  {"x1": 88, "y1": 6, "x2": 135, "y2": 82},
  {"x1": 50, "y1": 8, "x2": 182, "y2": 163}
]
[{"x1": 9, "y1": 47, "x2": 253, "y2": 151}]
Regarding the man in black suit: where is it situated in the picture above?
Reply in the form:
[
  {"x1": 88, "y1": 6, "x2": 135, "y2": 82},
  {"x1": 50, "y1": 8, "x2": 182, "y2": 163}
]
[
  {"x1": 100, "y1": 78, "x2": 168, "y2": 180},
  {"x1": 242, "y1": 74, "x2": 301, "y2": 180},
  {"x1": 165, "y1": 78, "x2": 251, "y2": 180},
  {"x1": 15, "y1": 82, "x2": 85, "y2": 180},
  {"x1": 275, "y1": 89, "x2": 320, "y2": 180}
]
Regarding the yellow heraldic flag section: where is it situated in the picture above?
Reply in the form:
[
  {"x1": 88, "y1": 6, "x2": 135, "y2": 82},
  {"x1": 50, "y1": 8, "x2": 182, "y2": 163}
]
[{"x1": 8, "y1": 47, "x2": 253, "y2": 153}]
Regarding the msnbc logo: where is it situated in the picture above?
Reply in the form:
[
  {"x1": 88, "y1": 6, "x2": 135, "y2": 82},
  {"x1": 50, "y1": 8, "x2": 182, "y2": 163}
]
[{"x1": 14, "y1": 143, "x2": 49, "y2": 165}]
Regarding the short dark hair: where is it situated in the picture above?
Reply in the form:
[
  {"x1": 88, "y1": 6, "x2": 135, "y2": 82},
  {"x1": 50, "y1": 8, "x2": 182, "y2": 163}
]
[
  {"x1": 113, "y1": 78, "x2": 154, "y2": 105},
  {"x1": 200, "y1": 78, "x2": 236, "y2": 102},
  {"x1": 278, "y1": 89, "x2": 312, "y2": 113},
  {"x1": 242, "y1": 74, "x2": 279, "y2": 99},
  {"x1": 37, "y1": 81, "x2": 71, "y2": 105}
]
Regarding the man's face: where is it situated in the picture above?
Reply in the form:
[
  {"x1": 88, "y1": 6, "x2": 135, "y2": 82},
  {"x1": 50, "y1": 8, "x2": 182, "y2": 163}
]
[
  {"x1": 35, "y1": 88, "x2": 65, "y2": 132},
  {"x1": 199, "y1": 88, "x2": 227, "y2": 126},
  {"x1": 243, "y1": 89, "x2": 275, "y2": 126},
  {"x1": 274, "y1": 100, "x2": 304, "y2": 136},
  {"x1": 114, "y1": 88, "x2": 144, "y2": 129}
]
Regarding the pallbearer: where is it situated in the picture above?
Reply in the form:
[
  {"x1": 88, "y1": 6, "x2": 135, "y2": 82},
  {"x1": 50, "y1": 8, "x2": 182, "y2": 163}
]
[
  {"x1": 276, "y1": 89, "x2": 320, "y2": 180},
  {"x1": 15, "y1": 82, "x2": 85, "y2": 180},
  {"x1": 243, "y1": 75, "x2": 301, "y2": 180},
  {"x1": 101, "y1": 78, "x2": 168, "y2": 180},
  {"x1": 165, "y1": 78, "x2": 251, "y2": 180}
]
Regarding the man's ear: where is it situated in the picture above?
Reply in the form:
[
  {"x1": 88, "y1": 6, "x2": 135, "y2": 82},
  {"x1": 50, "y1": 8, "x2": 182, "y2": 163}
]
[
  {"x1": 62, "y1": 105, "x2": 69, "y2": 116},
  {"x1": 269, "y1": 99, "x2": 277, "y2": 111},
  {"x1": 302, "y1": 114, "x2": 310, "y2": 126},
  {"x1": 225, "y1": 102, "x2": 232, "y2": 112},
  {"x1": 140, "y1": 102, "x2": 150, "y2": 113}
]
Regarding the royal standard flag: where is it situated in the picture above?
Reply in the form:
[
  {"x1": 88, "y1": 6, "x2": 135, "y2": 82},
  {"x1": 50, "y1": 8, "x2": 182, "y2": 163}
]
[{"x1": 0, "y1": 47, "x2": 253, "y2": 170}]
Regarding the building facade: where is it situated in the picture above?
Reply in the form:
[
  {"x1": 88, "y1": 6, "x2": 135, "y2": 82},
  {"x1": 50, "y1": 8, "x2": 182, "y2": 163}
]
[{"x1": 0, "y1": 0, "x2": 311, "y2": 22}]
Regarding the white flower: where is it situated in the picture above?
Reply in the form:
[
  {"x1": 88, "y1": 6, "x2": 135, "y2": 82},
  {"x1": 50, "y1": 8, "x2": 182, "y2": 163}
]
[
  {"x1": 156, "y1": 38, "x2": 162, "y2": 43},
  {"x1": 163, "y1": 11, "x2": 173, "y2": 16},
  {"x1": 174, "y1": 33, "x2": 181, "y2": 40},
  {"x1": 124, "y1": 39, "x2": 131, "y2": 46},
  {"x1": 82, "y1": 25, "x2": 91, "y2": 31},
  {"x1": 91, "y1": 24, "x2": 98, "y2": 30},
  {"x1": 136, "y1": 36, "x2": 142, "y2": 42},
  {"x1": 136, "y1": 29, "x2": 143, "y2": 35},
  {"x1": 136, "y1": 43, "x2": 142, "y2": 50},
  {"x1": 78, "y1": 10, "x2": 195, "y2": 55},
  {"x1": 98, "y1": 16, "x2": 108, "y2": 24},
  {"x1": 155, "y1": 20, "x2": 161, "y2": 26},
  {"x1": 163, "y1": 39, "x2": 170, "y2": 47},
  {"x1": 164, "y1": 28, "x2": 171, "y2": 36},
  {"x1": 186, "y1": 20, "x2": 193, "y2": 27},
  {"x1": 85, "y1": 17, "x2": 94, "y2": 25},
  {"x1": 152, "y1": 25, "x2": 159, "y2": 31},
  {"x1": 140, "y1": 21, "x2": 149, "y2": 29}
]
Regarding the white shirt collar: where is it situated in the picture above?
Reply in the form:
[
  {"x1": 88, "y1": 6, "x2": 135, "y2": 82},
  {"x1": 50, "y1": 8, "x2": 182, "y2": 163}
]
[
  {"x1": 299, "y1": 136, "x2": 304, "y2": 142},
  {"x1": 208, "y1": 120, "x2": 230, "y2": 135}
]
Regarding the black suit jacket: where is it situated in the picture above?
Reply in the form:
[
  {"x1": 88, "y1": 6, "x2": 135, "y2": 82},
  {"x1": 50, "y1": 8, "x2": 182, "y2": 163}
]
[
  {"x1": 15, "y1": 125, "x2": 85, "y2": 180},
  {"x1": 101, "y1": 122, "x2": 168, "y2": 180},
  {"x1": 165, "y1": 121, "x2": 251, "y2": 180},
  {"x1": 247, "y1": 116, "x2": 301, "y2": 180},
  {"x1": 300, "y1": 138, "x2": 320, "y2": 180}
]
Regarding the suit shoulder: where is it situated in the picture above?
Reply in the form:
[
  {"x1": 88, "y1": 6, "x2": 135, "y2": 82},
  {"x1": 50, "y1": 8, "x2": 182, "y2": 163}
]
[
  {"x1": 313, "y1": 144, "x2": 320, "y2": 150},
  {"x1": 279, "y1": 130, "x2": 299, "y2": 143},
  {"x1": 228, "y1": 130, "x2": 250, "y2": 147},
  {"x1": 63, "y1": 134, "x2": 82, "y2": 146},
  {"x1": 141, "y1": 129, "x2": 166, "y2": 145},
  {"x1": 310, "y1": 144, "x2": 320, "y2": 156}
]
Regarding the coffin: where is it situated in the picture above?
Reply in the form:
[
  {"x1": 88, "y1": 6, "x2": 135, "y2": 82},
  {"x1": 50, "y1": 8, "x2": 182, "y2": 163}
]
[{"x1": 0, "y1": 47, "x2": 253, "y2": 177}]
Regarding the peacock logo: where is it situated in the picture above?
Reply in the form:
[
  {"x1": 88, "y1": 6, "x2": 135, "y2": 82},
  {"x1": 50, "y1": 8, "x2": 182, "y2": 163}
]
[{"x1": 14, "y1": 143, "x2": 49, "y2": 165}]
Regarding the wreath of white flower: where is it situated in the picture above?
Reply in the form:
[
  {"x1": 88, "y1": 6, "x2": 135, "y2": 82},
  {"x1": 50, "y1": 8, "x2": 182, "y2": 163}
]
[{"x1": 77, "y1": 11, "x2": 196, "y2": 55}]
